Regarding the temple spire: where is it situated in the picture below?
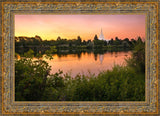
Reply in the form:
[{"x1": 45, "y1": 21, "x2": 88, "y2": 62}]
[
  {"x1": 99, "y1": 28, "x2": 105, "y2": 41},
  {"x1": 101, "y1": 28, "x2": 103, "y2": 34}
]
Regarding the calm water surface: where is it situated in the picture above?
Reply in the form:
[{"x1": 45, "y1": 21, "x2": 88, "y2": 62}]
[{"x1": 44, "y1": 51, "x2": 131, "y2": 77}]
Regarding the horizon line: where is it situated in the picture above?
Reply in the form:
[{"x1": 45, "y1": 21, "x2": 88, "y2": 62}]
[{"x1": 15, "y1": 35, "x2": 145, "y2": 41}]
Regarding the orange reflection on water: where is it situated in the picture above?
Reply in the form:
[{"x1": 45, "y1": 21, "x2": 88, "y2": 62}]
[{"x1": 44, "y1": 51, "x2": 131, "y2": 77}]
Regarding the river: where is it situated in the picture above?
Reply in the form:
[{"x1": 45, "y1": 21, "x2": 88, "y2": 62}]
[{"x1": 43, "y1": 51, "x2": 131, "y2": 77}]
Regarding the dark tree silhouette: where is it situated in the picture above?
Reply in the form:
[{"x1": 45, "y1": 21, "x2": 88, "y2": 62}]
[{"x1": 94, "y1": 34, "x2": 98, "y2": 40}]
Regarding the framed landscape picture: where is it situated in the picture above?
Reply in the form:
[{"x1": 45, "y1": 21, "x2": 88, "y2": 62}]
[
  {"x1": 1, "y1": 1, "x2": 159, "y2": 115},
  {"x1": 14, "y1": 14, "x2": 145, "y2": 101}
]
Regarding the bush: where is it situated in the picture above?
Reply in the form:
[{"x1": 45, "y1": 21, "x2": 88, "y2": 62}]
[
  {"x1": 15, "y1": 58, "x2": 51, "y2": 101},
  {"x1": 126, "y1": 41, "x2": 145, "y2": 73}
]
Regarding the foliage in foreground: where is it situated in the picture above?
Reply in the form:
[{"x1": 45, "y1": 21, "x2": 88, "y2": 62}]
[
  {"x1": 15, "y1": 58, "x2": 51, "y2": 101},
  {"x1": 15, "y1": 40, "x2": 145, "y2": 101},
  {"x1": 15, "y1": 61, "x2": 145, "y2": 101},
  {"x1": 45, "y1": 65, "x2": 144, "y2": 101}
]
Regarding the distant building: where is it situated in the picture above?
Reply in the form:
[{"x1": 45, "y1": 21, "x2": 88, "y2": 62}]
[
  {"x1": 98, "y1": 29, "x2": 109, "y2": 42},
  {"x1": 99, "y1": 29, "x2": 105, "y2": 41}
]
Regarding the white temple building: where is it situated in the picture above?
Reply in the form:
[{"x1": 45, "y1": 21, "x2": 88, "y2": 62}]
[{"x1": 98, "y1": 29, "x2": 109, "y2": 42}]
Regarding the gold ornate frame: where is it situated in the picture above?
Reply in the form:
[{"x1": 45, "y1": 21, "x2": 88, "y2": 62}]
[{"x1": 1, "y1": 1, "x2": 159, "y2": 115}]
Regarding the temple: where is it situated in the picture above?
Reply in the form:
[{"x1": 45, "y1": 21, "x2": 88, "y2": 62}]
[{"x1": 98, "y1": 28, "x2": 106, "y2": 41}]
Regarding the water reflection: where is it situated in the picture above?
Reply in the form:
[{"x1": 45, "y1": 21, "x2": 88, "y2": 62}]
[
  {"x1": 44, "y1": 51, "x2": 131, "y2": 77},
  {"x1": 99, "y1": 54, "x2": 104, "y2": 64}
]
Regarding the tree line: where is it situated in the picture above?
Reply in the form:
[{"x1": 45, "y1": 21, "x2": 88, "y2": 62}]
[{"x1": 15, "y1": 35, "x2": 144, "y2": 55}]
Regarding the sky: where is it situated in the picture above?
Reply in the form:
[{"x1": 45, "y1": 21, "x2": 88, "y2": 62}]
[{"x1": 15, "y1": 15, "x2": 145, "y2": 41}]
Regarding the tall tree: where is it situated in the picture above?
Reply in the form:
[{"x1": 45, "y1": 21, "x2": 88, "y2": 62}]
[
  {"x1": 57, "y1": 36, "x2": 61, "y2": 41},
  {"x1": 77, "y1": 36, "x2": 82, "y2": 45},
  {"x1": 137, "y1": 36, "x2": 143, "y2": 43},
  {"x1": 94, "y1": 35, "x2": 98, "y2": 40}
]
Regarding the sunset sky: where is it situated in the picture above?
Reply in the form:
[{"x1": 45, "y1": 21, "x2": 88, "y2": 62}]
[{"x1": 15, "y1": 15, "x2": 145, "y2": 41}]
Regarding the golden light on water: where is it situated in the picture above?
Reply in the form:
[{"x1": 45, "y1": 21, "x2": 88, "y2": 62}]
[{"x1": 43, "y1": 51, "x2": 131, "y2": 77}]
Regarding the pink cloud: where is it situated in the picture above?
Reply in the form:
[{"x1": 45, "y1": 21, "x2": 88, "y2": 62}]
[{"x1": 15, "y1": 15, "x2": 145, "y2": 40}]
